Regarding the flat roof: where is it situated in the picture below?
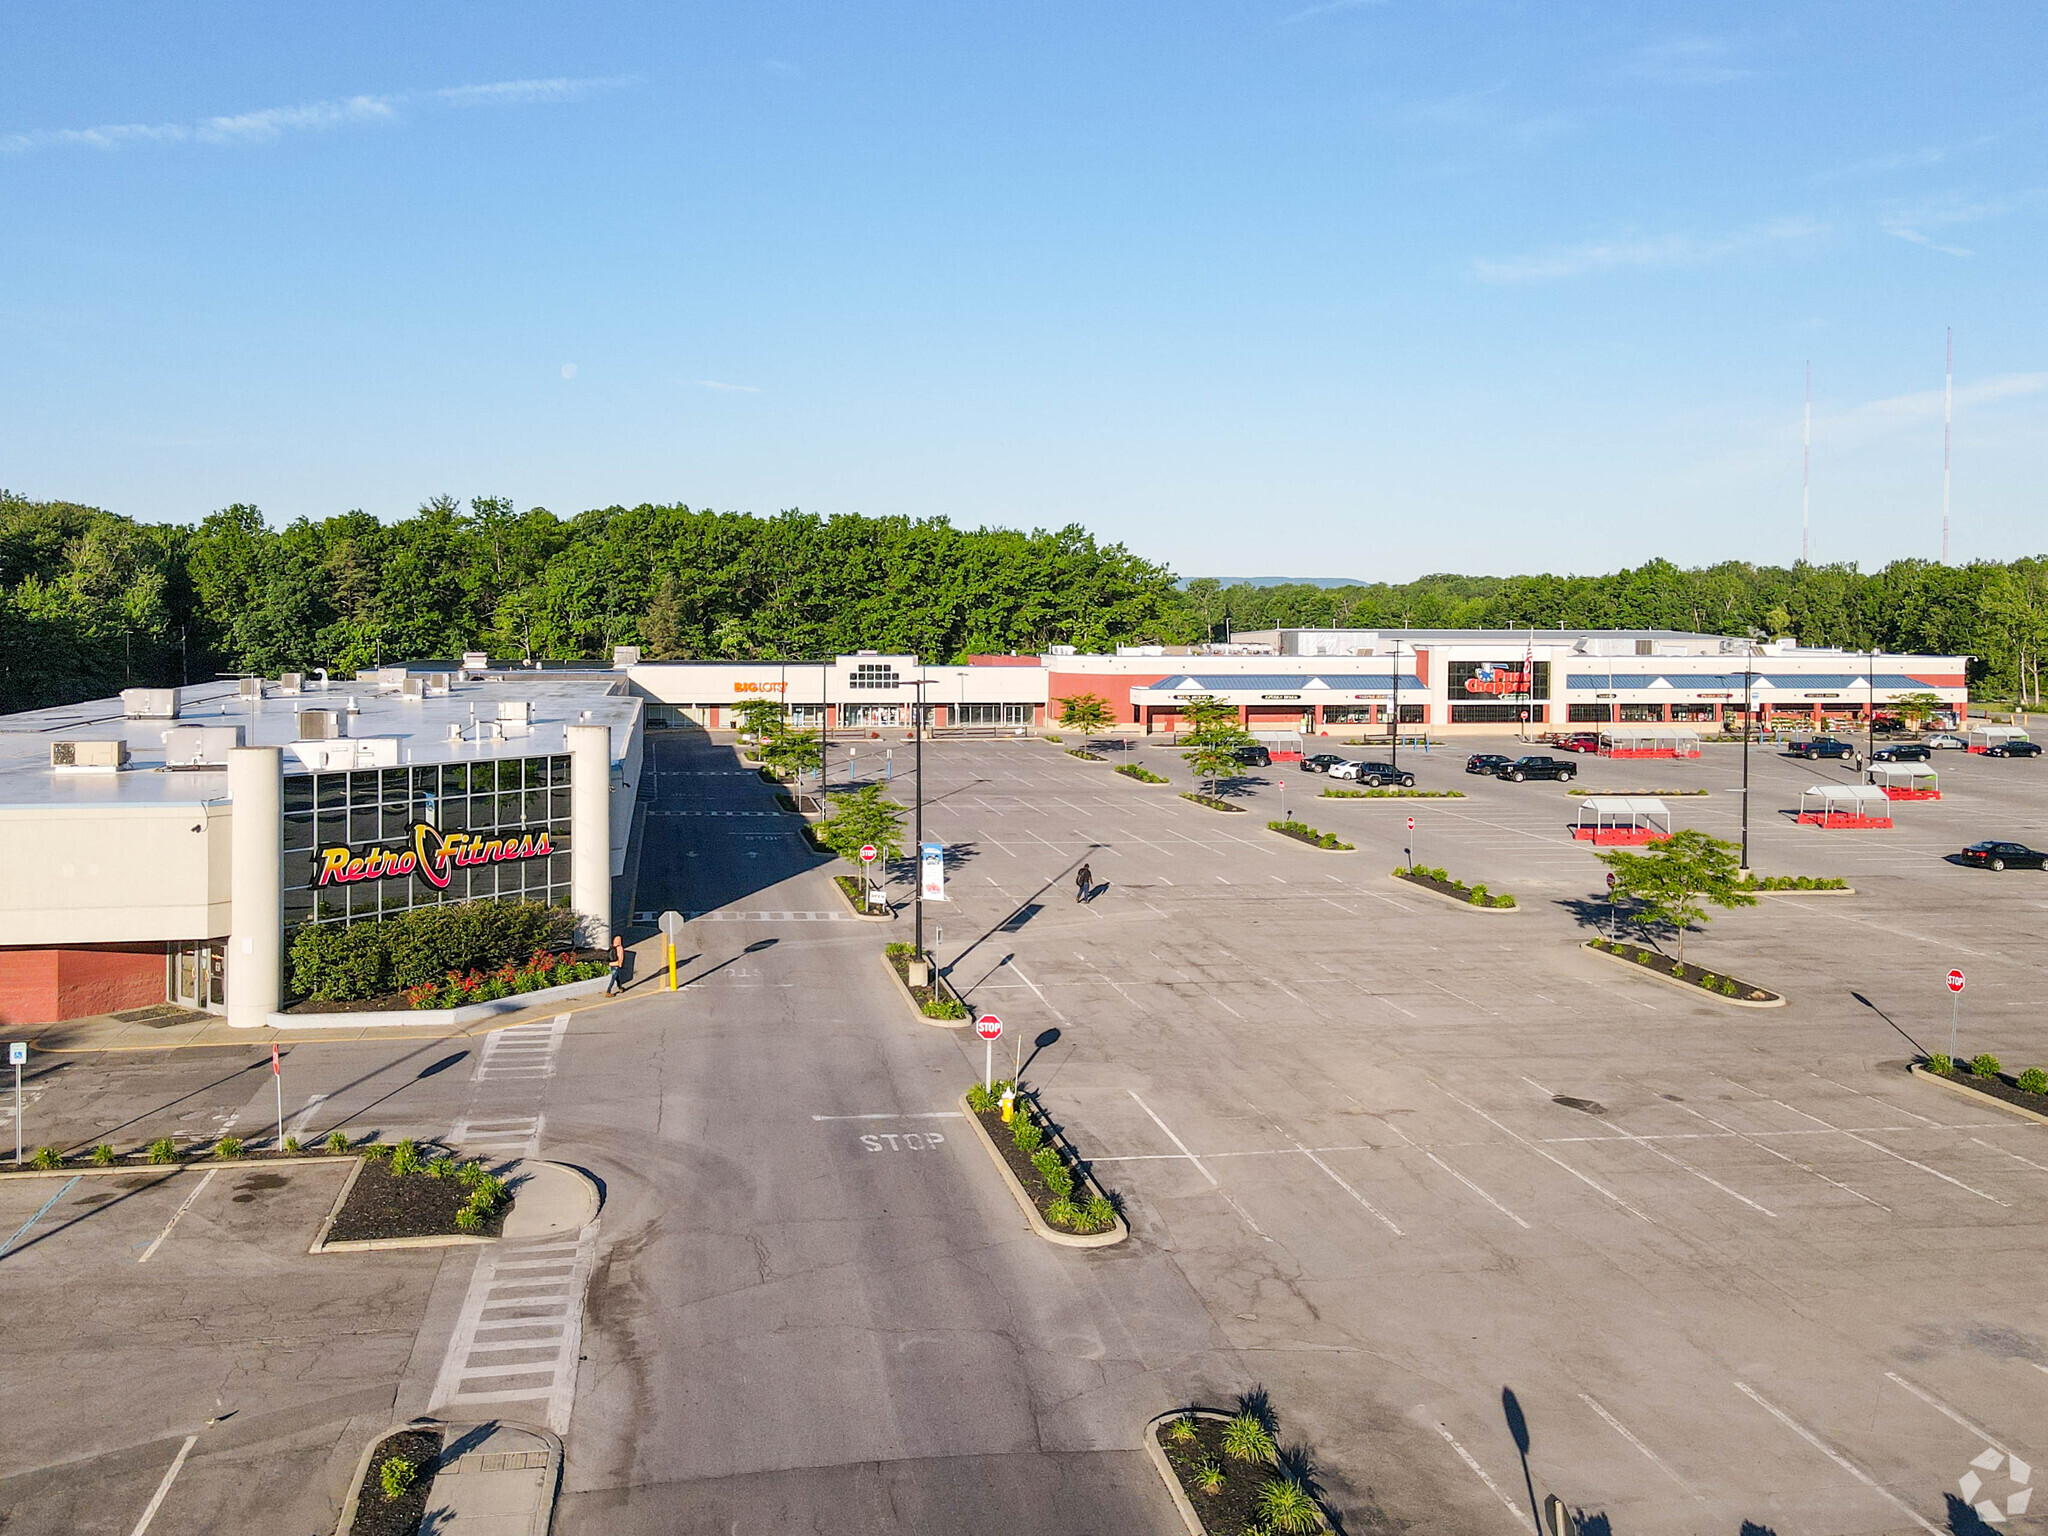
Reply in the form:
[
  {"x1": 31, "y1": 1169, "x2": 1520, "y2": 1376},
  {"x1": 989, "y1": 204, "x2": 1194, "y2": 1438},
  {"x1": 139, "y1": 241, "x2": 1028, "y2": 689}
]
[{"x1": 0, "y1": 675, "x2": 638, "y2": 809}]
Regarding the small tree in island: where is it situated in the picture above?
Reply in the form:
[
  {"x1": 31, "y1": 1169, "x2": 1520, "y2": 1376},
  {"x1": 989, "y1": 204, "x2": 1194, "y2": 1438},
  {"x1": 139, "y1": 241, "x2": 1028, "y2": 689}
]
[
  {"x1": 758, "y1": 721, "x2": 822, "y2": 783},
  {"x1": 732, "y1": 695, "x2": 786, "y2": 744},
  {"x1": 1596, "y1": 829, "x2": 1757, "y2": 964},
  {"x1": 815, "y1": 785, "x2": 905, "y2": 904},
  {"x1": 1055, "y1": 692, "x2": 1115, "y2": 741},
  {"x1": 1179, "y1": 696, "x2": 1255, "y2": 797}
]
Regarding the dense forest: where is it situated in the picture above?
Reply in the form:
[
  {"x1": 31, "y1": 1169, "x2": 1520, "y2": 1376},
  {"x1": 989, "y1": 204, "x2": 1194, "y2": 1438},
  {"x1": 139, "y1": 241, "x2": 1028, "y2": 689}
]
[{"x1": 2, "y1": 489, "x2": 2043, "y2": 714}]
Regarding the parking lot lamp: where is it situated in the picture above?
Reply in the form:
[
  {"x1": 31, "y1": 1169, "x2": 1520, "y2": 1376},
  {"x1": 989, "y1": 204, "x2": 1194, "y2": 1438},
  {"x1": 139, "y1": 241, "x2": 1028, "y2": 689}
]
[
  {"x1": 910, "y1": 674, "x2": 931, "y2": 966},
  {"x1": 1866, "y1": 647, "x2": 1876, "y2": 766},
  {"x1": 1389, "y1": 639, "x2": 1402, "y2": 778},
  {"x1": 1739, "y1": 641, "x2": 1756, "y2": 876}
]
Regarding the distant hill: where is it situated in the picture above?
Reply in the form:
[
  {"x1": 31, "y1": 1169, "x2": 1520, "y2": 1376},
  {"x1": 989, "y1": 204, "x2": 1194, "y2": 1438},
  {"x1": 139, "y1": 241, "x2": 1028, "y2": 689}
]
[{"x1": 1179, "y1": 576, "x2": 1367, "y2": 590}]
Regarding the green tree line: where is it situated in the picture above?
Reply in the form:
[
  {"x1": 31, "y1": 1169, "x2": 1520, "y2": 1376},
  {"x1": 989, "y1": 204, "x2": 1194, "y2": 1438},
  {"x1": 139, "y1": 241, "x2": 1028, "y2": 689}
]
[{"x1": 3, "y1": 488, "x2": 2043, "y2": 714}]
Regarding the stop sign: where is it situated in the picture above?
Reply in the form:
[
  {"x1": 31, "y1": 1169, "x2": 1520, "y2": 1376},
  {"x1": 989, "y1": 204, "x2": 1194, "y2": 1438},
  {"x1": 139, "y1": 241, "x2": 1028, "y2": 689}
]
[
  {"x1": 975, "y1": 1013, "x2": 1002, "y2": 1041},
  {"x1": 1947, "y1": 969, "x2": 1965, "y2": 994},
  {"x1": 1407, "y1": 816, "x2": 1415, "y2": 833},
  {"x1": 859, "y1": 844, "x2": 877, "y2": 864}
]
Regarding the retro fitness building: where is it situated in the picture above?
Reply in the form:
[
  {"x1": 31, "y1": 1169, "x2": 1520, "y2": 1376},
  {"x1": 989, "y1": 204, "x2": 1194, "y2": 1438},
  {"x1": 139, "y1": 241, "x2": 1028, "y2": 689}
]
[{"x1": 0, "y1": 668, "x2": 642, "y2": 1028}]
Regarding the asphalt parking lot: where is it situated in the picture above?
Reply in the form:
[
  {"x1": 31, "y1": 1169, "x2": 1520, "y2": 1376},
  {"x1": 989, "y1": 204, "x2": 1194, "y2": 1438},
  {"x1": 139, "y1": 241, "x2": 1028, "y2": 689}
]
[{"x1": 862, "y1": 729, "x2": 2048, "y2": 1534}]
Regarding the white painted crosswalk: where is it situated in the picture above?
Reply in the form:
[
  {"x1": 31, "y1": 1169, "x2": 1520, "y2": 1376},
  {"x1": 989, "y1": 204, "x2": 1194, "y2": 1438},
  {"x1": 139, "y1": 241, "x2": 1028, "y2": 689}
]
[{"x1": 428, "y1": 1224, "x2": 597, "y2": 1436}]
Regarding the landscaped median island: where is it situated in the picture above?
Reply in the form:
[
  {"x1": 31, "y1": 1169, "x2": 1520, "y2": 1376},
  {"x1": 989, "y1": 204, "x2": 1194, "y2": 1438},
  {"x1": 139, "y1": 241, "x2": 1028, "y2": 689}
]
[
  {"x1": 1267, "y1": 819, "x2": 1354, "y2": 851},
  {"x1": 1321, "y1": 786, "x2": 1463, "y2": 798},
  {"x1": 11, "y1": 1125, "x2": 387, "y2": 1174},
  {"x1": 834, "y1": 873, "x2": 893, "y2": 919},
  {"x1": 885, "y1": 942, "x2": 967, "y2": 1019},
  {"x1": 1066, "y1": 747, "x2": 1107, "y2": 761},
  {"x1": 964, "y1": 1079, "x2": 1121, "y2": 1240},
  {"x1": 1914, "y1": 1053, "x2": 2048, "y2": 1121},
  {"x1": 348, "y1": 1425, "x2": 443, "y2": 1536},
  {"x1": 1391, "y1": 864, "x2": 1516, "y2": 908},
  {"x1": 1739, "y1": 874, "x2": 1852, "y2": 893},
  {"x1": 1116, "y1": 763, "x2": 1170, "y2": 783},
  {"x1": 320, "y1": 1138, "x2": 513, "y2": 1247},
  {"x1": 1181, "y1": 791, "x2": 1246, "y2": 812},
  {"x1": 1151, "y1": 1405, "x2": 1329, "y2": 1535},
  {"x1": 1584, "y1": 938, "x2": 1782, "y2": 1005}
]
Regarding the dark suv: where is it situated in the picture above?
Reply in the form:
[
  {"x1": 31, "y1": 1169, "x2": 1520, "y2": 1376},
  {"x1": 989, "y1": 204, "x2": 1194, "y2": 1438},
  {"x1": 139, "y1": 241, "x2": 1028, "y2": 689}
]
[
  {"x1": 1342, "y1": 760, "x2": 1416, "y2": 788},
  {"x1": 1788, "y1": 737, "x2": 1855, "y2": 760},
  {"x1": 1465, "y1": 753, "x2": 1513, "y2": 776},
  {"x1": 1504, "y1": 755, "x2": 1576, "y2": 783},
  {"x1": 1231, "y1": 744, "x2": 1272, "y2": 768}
]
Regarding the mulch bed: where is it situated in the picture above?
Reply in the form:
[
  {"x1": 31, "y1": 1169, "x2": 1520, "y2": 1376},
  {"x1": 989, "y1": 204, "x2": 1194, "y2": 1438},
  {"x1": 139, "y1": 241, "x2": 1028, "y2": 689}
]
[
  {"x1": 1394, "y1": 870, "x2": 1513, "y2": 907},
  {"x1": 1066, "y1": 748, "x2": 1106, "y2": 761},
  {"x1": 326, "y1": 1154, "x2": 506, "y2": 1243},
  {"x1": 887, "y1": 948, "x2": 963, "y2": 1017},
  {"x1": 1155, "y1": 1417, "x2": 1280, "y2": 1535},
  {"x1": 1917, "y1": 1063, "x2": 2048, "y2": 1115},
  {"x1": 350, "y1": 1427, "x2": 443, "y2": 1536},
  {"x1": 837, "y1": 874, "x2": 894, "y2": 917},
  {"x1": 970, "y1": 1094, "x2": 1114, "y2": 1230},
  {"x1": 1588, "y1": 938, "x2": 1778, "y2": 1003},
  {"x1": 1181, "y1": 792, "x2": 1246, "y2": 812},
  {"x1": 281, "y1": 950, "x2": 606, "y2": 1015},
  {"x1": 1269, "y1": 824, "x2": 1353, "y2": 851}
]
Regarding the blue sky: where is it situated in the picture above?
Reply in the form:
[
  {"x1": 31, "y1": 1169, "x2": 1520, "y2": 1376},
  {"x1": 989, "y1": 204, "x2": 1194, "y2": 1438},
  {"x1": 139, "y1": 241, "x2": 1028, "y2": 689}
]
[{"x1": 3, "y1": 2, "x2": 2042, "y2": 579}]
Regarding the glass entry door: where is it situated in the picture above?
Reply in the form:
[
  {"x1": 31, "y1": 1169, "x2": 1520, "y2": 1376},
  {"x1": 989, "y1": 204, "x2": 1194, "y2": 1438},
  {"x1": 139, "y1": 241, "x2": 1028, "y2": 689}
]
[{"x1": 170, "y1": 941, "x2": 226, "y2": 1011}]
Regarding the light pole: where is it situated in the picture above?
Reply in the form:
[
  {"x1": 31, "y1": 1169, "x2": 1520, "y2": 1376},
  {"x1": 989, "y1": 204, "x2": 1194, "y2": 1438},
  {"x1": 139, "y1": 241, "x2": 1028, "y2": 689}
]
[
  {"x1": 1739, "y1": 640, "x2": 1756, "y2": 875},
  {"x1": 909, "y1": 671, "x2": 931, "y2": 966},
  {"x1": 1389, "y1": 639, "x2": 1402, "y2": 778},
  {"x1": 1866, "y1": 646, "x2": 1877, "y2": 767}
]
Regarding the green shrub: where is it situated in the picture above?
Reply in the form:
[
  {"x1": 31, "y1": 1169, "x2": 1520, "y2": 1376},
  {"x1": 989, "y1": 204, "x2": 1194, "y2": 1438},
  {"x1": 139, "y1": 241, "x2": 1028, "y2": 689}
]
[
  {"x1": 922, "y1": 996, "x2": 967, "y2": 1020},
  {"x1": 1720, "y1": 978, "x2": 1738, "y2": 995},
  {"x1": 378, "y1": 1456, "x2": 418, "y2": 1499},
  {"x1": 1166, "y1": 1414, "x2": 1199, "y2": 1445},
  {"x1": 1221, "y1": 1412, "x2": 1277, "y2": 1464},
  {"x1": 966, "y1": 1081, "x2": 996, "y2": 1113},
  {"x1": 325, "y1": 1129, "x2": 350, "y2": 1154},
  {"x1": 1256, "y1": 1477, "x2": 1323, "y2": 1534},
  {"x1": 1031, "y1": 1146, "x2": 1064, "y2": 1179},
  {"x1": 427, "y1": 1154, "x2": 456, "y2": 1178},
  {"x1": 454, "y1": 1205, "x2": 486, "y2": 1233},
  {"x1": 214, "y1": 1135, "x2": 244, "y2": 1160},
  {"x1": 288, "y1": 899, "x2": 576, "y2": 1003},
  {"x1": 2017, "y1": 1068, "x2": 2048, "y2": 1096},
  {"x1": 1081, "y1": 1193, "x2": 1115, "y2": 1230},
  {"x1": 1012, "y1": 1118, "x2": 1044, "y2": 1154},
  {"x1": 1042, "y1": 1163, "x2": 1075, "y2": 1200},
  {"x1": 456, "y1": 1159, "x2": 487, "y2": 1188},
  {"x1": 282, "y1": 1134, "x2": 303, "y2": 1155},
  {"x1": 1970, "y1": 1053, "x2": 2003, "y2": 1078},
  {"x1": 1491, "y1": 894, "x2": 1516, "y2": 908},
  {"x1": 1925, "y1": 1053, "x2": 1954, "y2": 1076},
  {"x1": 363, "y1": 1142, "x2": 393, "y2": 1162},
  {"x1": 388, "y1": 1139, "x2": 422, "y2": 1177},
  {"x1": 1194, "y1": 1457, "x2": 1226, "y2": 1495},
  {"x1": 1044, "y1": 1195, "x2": 1083, "y2": 1228},
  {"x1": 1468, "y1": 883, "x2": 1489, "y2": 904},
  {"x1": 885, "y1": 942, "x2": 913, "y2": 959},
  {"x1": 1117, "y1": 764, "x2": 1168, "y2": 783},
  {"x1": 147, "y1": 1137, "x2": 180, "y2": 1165},
  {"x1": 90, "y1": 1142, "x2": 116, "y2": 1165},
  {"x1": 1636, "y1": 951, "x2": 1653, "y2": 964},
  {"x1": 30, "y1": 1145, "x2": 62, "y2": 1169}
]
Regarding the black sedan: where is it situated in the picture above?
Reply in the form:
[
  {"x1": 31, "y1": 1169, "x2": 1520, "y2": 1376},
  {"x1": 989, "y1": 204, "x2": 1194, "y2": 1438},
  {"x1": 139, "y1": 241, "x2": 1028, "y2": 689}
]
[
  {"x1": 1301, "y1": 753, "x2": 1349, "y2": 774},
  {"x1": 1870, "y1": 743, "x2": 1931, "y2": 763},
  {"x1": 1985, "y1": 741, "x2": 2043, "y2": 758},
  {"x1": 1960, "y1": 840, "x2": 2048, "y2": 871},
  {"x1": 1465, "y1": 754, "x2": 1514, "y2": 776}
]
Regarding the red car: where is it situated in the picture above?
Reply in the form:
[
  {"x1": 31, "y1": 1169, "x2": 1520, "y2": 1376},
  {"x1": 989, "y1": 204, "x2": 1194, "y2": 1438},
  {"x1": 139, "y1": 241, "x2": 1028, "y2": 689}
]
[{"x1": 1556, "y1": 732, "x2": 1602, "y2": 753}]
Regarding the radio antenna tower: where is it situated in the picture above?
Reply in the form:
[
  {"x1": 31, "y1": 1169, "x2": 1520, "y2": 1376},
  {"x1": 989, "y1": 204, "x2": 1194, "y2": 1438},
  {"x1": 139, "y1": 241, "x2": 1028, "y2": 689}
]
[
  {"x1": 1940, "y1": 328, "x2": 1953, "y2": 564},
  {"x1": 1801, "y1": 361, "x2": 1811, "y2": 564}
]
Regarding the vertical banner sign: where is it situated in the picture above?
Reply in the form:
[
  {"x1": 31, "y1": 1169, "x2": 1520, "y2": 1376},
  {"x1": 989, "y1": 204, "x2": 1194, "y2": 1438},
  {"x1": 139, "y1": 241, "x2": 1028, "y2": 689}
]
[{"x1": 921, "y1": 842, "x2": 946, "y2": 902}]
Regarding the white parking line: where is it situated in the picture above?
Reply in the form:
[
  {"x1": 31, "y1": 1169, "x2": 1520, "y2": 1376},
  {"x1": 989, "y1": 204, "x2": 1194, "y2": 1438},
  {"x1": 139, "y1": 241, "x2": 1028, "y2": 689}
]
[
  {"x1": 1769, "y1": 1098, "x2": 2008, "y2": 1206},
  {"x1": 1734, "y1": 1381, "x2": 1941, "y2": 1535},
  {"x1": 1432, "y1": 1082, "x2": 1654, "y2": 1225},
  {"x1": 128, "y1": 1433, "x2": 199, "y2": 1536},
  {"x1": 1430, "y1": 1421, "x2": 1524, "y2": 1522},
  {"x1": 1578, "y1": 1392, "x2": 1700, "y2": 1497},
  {"x1": 1128, "y1": 1090, "x2": 1219, "y2": 1186},
  {"x1": 1883, "y1": 1371, "x2": 2016, "y2": 1456},
  {"x1": 1292, "y1": 1139, "x2": 1402, "y2": 1235},
  {"x1": 1661, "y1": 1098, "x2": 1888, "y2": 1211},
  {"x1": 1971, "y1": 1136, "x2": 2048, "y2": 1174},
  {"x1": 1602, "y1": 1119, "x2": 1779, "y2": 1217},
  {"x1": 138, "y1": 1169, "x2": 217, "y2": 1264}
]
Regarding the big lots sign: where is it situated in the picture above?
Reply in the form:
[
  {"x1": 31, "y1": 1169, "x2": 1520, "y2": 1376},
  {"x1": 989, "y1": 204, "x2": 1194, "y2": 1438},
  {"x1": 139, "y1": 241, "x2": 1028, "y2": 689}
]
[{"x1": 316, "y1": 822, "x2": 555, "y2": 891}]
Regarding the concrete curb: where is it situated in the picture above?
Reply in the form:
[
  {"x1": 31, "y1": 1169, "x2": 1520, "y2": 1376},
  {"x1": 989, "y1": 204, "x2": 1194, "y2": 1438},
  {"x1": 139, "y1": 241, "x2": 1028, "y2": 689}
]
[
  {"x1": 503, "y1": 1159, "x2": 602, "y2": 1238},
  {"x1": 833, "y1": 875, "x2": 895, "y2": 922},
  {"x1": 1909, "y1": 1064, "x2": 2048, "y2": 1127},
  {"x1": 1111, "y1": 769, "x2": 1175, "y2": 787},
  {"x1": 268, "y1": 975, "x2": 609, "y2": 1032},
  {"x1": 882, "y1": 950, "x2": 969, "y2": 1029},
  {"x1": 333, "y1": 1417, "x2": 563, "y2": 1536},
  {"x1": 0, "y1": 1153, "x2": 346, "y2": 1181},
  {"x1": 1143, "y1": 1410, "x2": 1333, "y2": 1535},
  {"x1": 431, "y1": 1419, "x2": 563, "y2": 1535},
  {"x1": 1390, "y1": 874, "x2": 1520, "y2": 913},
  {"x1": 309, "y1": 1155, "x2": 524, "y2": 1254},
  {"x1": 1265, "y1": 827, "x2": 1359, "y2": 853},
  {"x1": 333, "y1": 1418, "x2": 433, "y2": 1536},
  {"x1": 958, "y1": 1092, "x2": 1128, "y2": 1248},
  {"x1": 1580, "y1": 941, "x2": 1785, "y2": 1008},
  {"x1": 1179, "y1": 793, "x2": 1249, "y2": 814}
]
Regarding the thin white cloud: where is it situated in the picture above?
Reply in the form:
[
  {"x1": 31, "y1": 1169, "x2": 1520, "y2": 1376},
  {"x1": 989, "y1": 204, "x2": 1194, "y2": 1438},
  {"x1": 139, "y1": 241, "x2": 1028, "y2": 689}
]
[
  {"x1": 1, "y1": 76, "x2": 627, "y2": 155},
  {"x1": 1282, "y1": 0, "x2": 1387, "y2": 25},
  {"x1": 1878, "y1": 190, "x2": 2037, "y2": 257},
  {"x1": 1474, "y1": 216, "x2": 1824, "y2": 283},
  {"x1": 696, "y1": 380, "x2": 761, "y2": 394},
  {"x1": 761, "y1": 60, "x2": 805, "y2": 78},
  {"x1": 1622, "y1": 37, "x2": 1754, "y2": 86},
  {"x1": 1820, "y1": 373, "x2": 2048, "y2": 443}
]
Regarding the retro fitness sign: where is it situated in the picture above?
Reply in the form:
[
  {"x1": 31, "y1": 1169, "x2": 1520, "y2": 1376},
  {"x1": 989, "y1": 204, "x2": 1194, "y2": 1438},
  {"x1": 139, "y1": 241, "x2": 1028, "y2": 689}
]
[
  {"x1": 315, "y1": 823, "x2": 555, "y2": 891},
  {"x1": 1463, "y1": 662, "x2": 1530, "y2": 696}
]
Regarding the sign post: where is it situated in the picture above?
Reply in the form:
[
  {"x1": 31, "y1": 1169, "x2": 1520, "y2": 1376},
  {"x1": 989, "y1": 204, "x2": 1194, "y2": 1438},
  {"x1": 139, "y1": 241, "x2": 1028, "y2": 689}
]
[
  {"x1": 859, "y1": 844, "x2": 879, "y2": 909},
  {"x1": 272, "y1": 1042, "x2": 283, "y2": 1147},
  {"x1": 1406, "y1": 815, "x2": 1415, "y2": 869},
  {"x1": 1606, "y1": 871, "x2": 1617, "y2": 939},
  {"x1": 661, "y1": 911, "x2": 687, "y2": 990},
  {"x1": 1946, "y1": 968, "x2": 1966, "y2": 1058},
  {"x1": 976, "y1": 1013, "x2": 1002, "y2": 1093},
  {"x1": 8, "y1": 1042, "x2": 24, "y2": 1165}
]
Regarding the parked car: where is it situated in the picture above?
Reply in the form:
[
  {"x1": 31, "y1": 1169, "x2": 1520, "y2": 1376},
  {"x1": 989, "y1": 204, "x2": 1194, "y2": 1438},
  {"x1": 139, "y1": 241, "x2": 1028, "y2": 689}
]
[
  {"x1": 1301, "y1": 753, "x2": 1349, "y2": 774},
  {"x1": 1787, "y1": 737, "x2": 1855, "y2": 760},
  {"x1": 1870, "y1": 743, "x2": 1931, "y2": 763},
  {"x1": 1331, "y1": 760, "x2": 1416, "y2": 787},
  {"x1": 1959, "y1": 840, "x2": 2048, "y2": 871},
  {"x1": 1465, "y1": 753, "x2": 1514, "y2": 776},
  {"x1": 1231, "y1": 744, "x2": 1272, "y2": 768},
  {"x1": 1923, "y1": 733, "x2": 1968, "y2": 750},
  {"x1": 1555, "y1": 733, "x2": 1602, "y2": 753},
  {"x1": 1503, "y1": 755, "x2": 1576, "y2": 783},
  {"x1": 1985, "y1": 741, "x2": 2043, "y2": 758}
]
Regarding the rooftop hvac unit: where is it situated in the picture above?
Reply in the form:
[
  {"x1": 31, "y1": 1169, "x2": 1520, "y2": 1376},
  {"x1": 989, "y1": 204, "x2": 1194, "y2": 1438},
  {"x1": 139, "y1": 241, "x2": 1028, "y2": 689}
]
[
  {"x1": 374, "y1": 667, "x2": 410, "y2": 690},
  {"x1": 298, "y1": 708, "x2": 348, "y2": 740},
  {"x1": 278, "y1": 672, "x2": 304, "y2": 694},
  {"x1": 425, "y1": 673, "x2": 451, "y2": 695},
  {"x1": 399, "y1": 678, "x2": 425, "y2": 700},
  {"x1": 497, "y1": 699, "x2": 533, "y2": 725},
  {"x1": 612, "y1": 645, "x2": 641, "y2": 667},
  {"x1": 121, "y1": 687, "x2": 180, "y2": 720},
  {"x1": 50, "y1": 738, "x2": 129, "y2": 771},
  {"x1": 287, "y1": 736, "x2": 402, "y2": 771},
  {"x1": 162, "y1": 725, "x2": 244, "y2": 768},
  {"x1": 461, "y1": 651, "x2": 490, "y2": 673},
  {"x1": 237, "y1": 677, "x2": 264, "y2": 701}
]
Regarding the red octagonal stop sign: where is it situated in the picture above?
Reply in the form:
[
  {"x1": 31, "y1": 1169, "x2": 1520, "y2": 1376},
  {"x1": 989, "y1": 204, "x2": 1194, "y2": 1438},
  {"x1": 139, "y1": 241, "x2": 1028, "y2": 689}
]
[
  {"x1": 1947, "y1": 969, "x2": 1966, "y2": 994},
  {"x1": 976, "y1": 1013, "x2": 1002, "y2": 1041}
]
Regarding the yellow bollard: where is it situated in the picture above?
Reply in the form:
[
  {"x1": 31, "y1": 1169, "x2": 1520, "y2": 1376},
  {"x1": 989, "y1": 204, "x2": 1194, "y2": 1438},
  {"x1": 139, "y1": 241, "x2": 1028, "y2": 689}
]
[{"x1": 667, "y1": 938, "x2": 677, "y2": 991}]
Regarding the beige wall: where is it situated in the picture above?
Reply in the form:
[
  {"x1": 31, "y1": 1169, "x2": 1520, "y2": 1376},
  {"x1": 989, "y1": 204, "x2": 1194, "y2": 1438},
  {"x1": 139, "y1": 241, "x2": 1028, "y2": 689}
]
[{"x1": 0, "y1": 802, "x2": 232, "y2": 945}]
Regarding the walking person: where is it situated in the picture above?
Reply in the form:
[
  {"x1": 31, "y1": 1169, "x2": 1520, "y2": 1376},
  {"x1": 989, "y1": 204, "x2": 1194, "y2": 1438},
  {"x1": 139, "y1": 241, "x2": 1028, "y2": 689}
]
[
  {"x1": 1075, "y1": 862, "x2": 1092, "y2": 905},
  {"x1": 604, "y1": 931, "x2": 627, "y2": 995}
]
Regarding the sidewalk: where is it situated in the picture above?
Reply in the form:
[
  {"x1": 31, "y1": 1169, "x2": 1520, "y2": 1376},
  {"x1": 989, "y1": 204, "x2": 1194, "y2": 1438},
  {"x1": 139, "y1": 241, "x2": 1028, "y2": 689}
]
[{"x1": 428, "y1": 1421, "x2": 560, "y2": 1534}]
